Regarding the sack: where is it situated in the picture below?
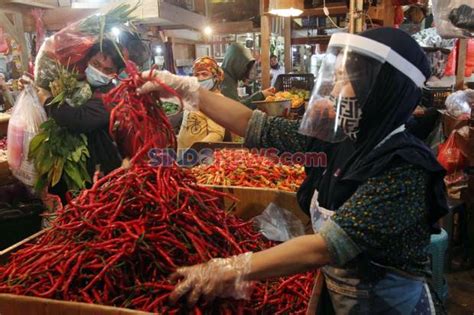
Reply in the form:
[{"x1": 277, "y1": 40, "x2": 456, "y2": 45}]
[
  {"x1": 437, "y1": 131, "x2": 467, "y2": 174},
  {"x1": 432, "y1": 0, "x2": 474, "y2": 38},
  {"x1": 7, "y1": 85, "x2": 47, "y2": 186}
]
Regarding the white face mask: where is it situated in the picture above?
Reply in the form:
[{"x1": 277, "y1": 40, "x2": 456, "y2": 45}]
[
  {"x1": 199, "y1": 78, "x2": 216, "y2": 91},
  {"x1": 85, "y1": 64, "x2": 113, "y2": 87}
]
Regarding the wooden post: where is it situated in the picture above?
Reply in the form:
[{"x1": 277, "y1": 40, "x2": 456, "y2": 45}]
[
  {"x1": 0, "y1": 12, "x2": 28, "y2": 72},
  {"x1": 367, "y1": 0, "x2": 394, "y2": 27},
  {"x1": 349, "y1": 0, "x2": 364, "y2": 33},
  {"x1": 284, "y1": 17, "x2": 292, "y2": 73},
  {"x1": 13, "y1": 13, "x2": 28, "y2": 72},
  {"x1": 455, "y1": 39, "x2": 468, "y2": 91},
  {"x1": 261, "y1": 14, "x2": 271, "y2": 89}
]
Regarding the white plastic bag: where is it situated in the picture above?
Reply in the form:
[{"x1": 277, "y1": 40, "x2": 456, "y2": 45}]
[
  {"x1": 445, "y1": 89, "x2": 473, "y2": 118},
  {"x1": 253, "y1": 203, "x2": 305, "y2": 242},
  {"x1": 7, "y1": 85, "x2": 47, "y2": 186},
  {"x1": 432, "y1": 0, "x2": 474, "y2": 38}
]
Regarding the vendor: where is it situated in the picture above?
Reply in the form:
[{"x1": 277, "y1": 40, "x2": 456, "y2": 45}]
[
  {"x1": 221, "y1": 43, "x2": 274, "y2": 109},
  {"x1": 138, "y1": 28, "x2": 448, "y2": 313},
  {"x1": 270, "y1": 54, "x2": 285, "y2": 88},
  {"x1": 177, "y1": 57, "x2": 225, "y2": 150},
  {"x1": 37, "y1": 39, "x2": 124, "y2": 199}
]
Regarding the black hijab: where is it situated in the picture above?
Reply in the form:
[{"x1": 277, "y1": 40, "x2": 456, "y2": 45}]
[{"x1": 297, "y1": 28, "x2": 448, "y2": 226}]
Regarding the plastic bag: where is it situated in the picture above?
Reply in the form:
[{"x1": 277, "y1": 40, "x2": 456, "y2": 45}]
[
  {"x1": 253, "y1": 203, "x2": 305, "y2": 242},
  {"x1": 34, "y1": 4, "x2": 148, "y2": 90},
  {"x1": 444, "y1": 171, "x2": 468, "y2": 199},
  {"x1": 7, "y1": 85, "x2": 47, "y2": 186},
  {"x1": 445, "y1": 89, "x2": 473, "y2": 118},
  {"x1": 437, "y1": 131, "x2": 467, "y2": 174},
  {"x1": 432, "y1": 0, "x2": 474, "y2": 38}
]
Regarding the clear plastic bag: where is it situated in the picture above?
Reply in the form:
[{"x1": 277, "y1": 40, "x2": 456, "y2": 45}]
[
  {"x1": 445, "y1": 89, "x2": 473, "y2": 118},
  {"x1": 7, "y1": 85, "x2": 47, "y2": 186},
  {"x1": 253, "y1": 203, "x2": 305, "y2": 242},
  {"x1": 432, "y1": 0, "x2": 474, "y2": 38}
]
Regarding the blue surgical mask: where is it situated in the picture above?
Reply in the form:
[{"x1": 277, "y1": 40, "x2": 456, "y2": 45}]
[
  {"x1": 199, "y1": 78, "x2": 216, "y2": 91},
  {"x1": 85, "y1": 64, "x2": 113, "y2": 87}
]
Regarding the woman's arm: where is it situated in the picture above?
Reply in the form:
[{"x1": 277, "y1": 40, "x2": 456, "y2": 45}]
[
  {"x1": 247, "y1": 234, "x2": 330, "y2": 280},
  {"x1": 198, "y1": 89, "x2": 253, "y2": 137},
  {"x1": 169, "y1": 234, "x2": 330, "y2": 305}
]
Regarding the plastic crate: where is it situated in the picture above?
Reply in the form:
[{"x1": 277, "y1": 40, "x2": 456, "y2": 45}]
[
  {"x1": 421, "y1": 86, "x2": 453, "y2": 109},
  {"x1": 274, "y1": 74, "x2": 315, "y2": 92},
  {"x1": 426, "y1": 229, "x2": 449, "y2": 301}
]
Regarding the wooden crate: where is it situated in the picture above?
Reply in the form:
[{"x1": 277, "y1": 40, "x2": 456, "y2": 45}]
[
  {"x1": 0, "y1": 294, "x2": 151, "y2": 315},
  {"x1": 0, "y1": 114, "x2": 9, "y2": 137},
  {"x1": 0, "y1": 160, "x2": 14, "y2": 186}
]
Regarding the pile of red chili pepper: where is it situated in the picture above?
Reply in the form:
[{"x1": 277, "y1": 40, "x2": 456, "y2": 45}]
[
  {"x1": 192, "y1": 149, "x2": 306, "y2": 192},
  {"x1": 0, "y1": 62, "x2": 315, "y2": 313}
]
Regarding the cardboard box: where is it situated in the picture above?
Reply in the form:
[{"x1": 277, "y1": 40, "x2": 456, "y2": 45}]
[
  {"x1": 204, "y1": 184, "x2": 309, "y2": 226},
  {"x1": 442, "y1": 112, "x2": 469, "y2": 137}
]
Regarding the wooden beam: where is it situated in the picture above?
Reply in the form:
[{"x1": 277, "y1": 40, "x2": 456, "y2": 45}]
[
  {"x1": 159, "y1": 1, "x2": 207, "y2": 30},
  {"x1": 367, "y1": 0, "x2": 394, "y2": 27},
  {"x1": 4, "y1": 0, "x2": 56, "y2": 9},
  {"x1": 299, "y1": 2, "x2": 348, "y2": 17},
  {"x1": 212, "y1": 21, "x2": 255, "y2": 34},
  {"x1": 455, "y1": 39, "x2": 468, "y2": 91},
  {"x1": 284, "y1": 17, "x2": 291, "y2": 72},
  {"x1": 13, "y1": 12, "x2": 28, "y2": 71},
  {"x1": 43, "y1": 8, "x2": 95, "y2": 31},
  {"x1": 260, "y1": 0, "x2": 270, "y2": 15},
  {"x1": 261, "y1": 14, "x2": 271, "y2": 89},
  {"x1": 291, "y1": 36, "x2": 330, "y2": 45}
]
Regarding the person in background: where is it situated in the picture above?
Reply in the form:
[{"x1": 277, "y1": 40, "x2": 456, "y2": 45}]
[
  {"x1": 177, "y1": 57, "x2": 225, "y2": 150},
  {"x1": 36, "y1": 39, "x2": 124, "y2": 200},
  {"x1": 221, "y1": 43, "x2": 274, "y2": 109},
  {"x1": 0, "y1": 73, "x2": 13, "y2": 111},
  {"x1": 270, "y1": 54, "x2": 285, "y2": 88}
]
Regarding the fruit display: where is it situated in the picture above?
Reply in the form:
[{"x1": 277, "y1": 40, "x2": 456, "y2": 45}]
[{"x1": 265, "y1": 89, "x2": 310, "y2": 109}]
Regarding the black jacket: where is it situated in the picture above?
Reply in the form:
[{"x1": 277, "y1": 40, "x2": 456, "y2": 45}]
[{"x1": 46, "y1": 84, "x2": 122, "y2": 194}]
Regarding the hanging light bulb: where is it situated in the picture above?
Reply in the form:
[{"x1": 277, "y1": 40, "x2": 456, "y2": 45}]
[{"x1": 269, "y1": 0, "x2": 304, "y2": 17}]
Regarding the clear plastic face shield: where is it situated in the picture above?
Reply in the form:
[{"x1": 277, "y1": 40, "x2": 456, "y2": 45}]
[{"x1": 299, "y1": 33, "x2": 426, "y2": 142}]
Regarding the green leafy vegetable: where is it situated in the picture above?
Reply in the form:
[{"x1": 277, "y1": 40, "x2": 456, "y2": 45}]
[{"x1": 29, "y1": 119, "x2": 91, "y2": 192}]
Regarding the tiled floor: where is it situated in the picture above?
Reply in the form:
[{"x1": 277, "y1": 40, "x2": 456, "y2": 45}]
[{"x1": 446, "y1": 269, "x2": 474, "y2": 315}]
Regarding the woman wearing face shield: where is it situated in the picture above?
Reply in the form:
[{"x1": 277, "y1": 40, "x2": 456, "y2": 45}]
[
  {"x1": 138, "y1": 28, "x2": 448, "y2": 314},
  {"x1": 177, "y1": 57, "x2": 226, "y2": 150}
]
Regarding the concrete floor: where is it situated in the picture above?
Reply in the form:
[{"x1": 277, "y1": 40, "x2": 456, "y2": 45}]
[{"x1": 446, "y1": 269, "x2": 474, "y2": 315}]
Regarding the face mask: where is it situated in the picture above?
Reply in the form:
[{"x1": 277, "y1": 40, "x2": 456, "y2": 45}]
[
  {"x1": 199, "y1": 78, "x2": 216, "y2": 91},
  {"x1": 331, "y1": 95, "x2": 362, "y2": 141},
  {"x1": 85, "y1": 64, "x2": 113, "y2": 87},
  {"x1": 271, "y1": 63, "x2": 280, "y2": 70}
]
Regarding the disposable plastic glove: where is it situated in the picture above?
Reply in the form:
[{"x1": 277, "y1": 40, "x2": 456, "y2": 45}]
[
  {"x1": 169, "y1": 252, "x2": 253, "y2": 306},
  {"x1": 137, "y1": 70, "x2": 201, "y2": 111}
]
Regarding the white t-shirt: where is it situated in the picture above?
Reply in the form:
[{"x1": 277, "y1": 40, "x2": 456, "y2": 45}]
[{"x1": 270, "y1": 65, "x2": 285, "y2": 87}]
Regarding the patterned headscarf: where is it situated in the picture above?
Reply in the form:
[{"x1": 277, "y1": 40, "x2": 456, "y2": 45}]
[{"x1": 192, "y1": 56, "x2": 224, "y2": 88}]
